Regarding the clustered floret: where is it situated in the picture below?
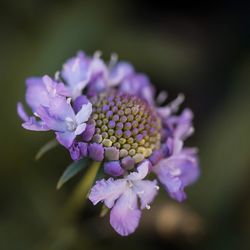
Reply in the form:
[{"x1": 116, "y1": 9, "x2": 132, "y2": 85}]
[{"x1": 17, "y1": 51, "x2": 199, "y2": 236}]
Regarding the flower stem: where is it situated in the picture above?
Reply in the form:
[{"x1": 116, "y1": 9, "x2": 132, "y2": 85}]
[{"x1": 62, "y1": 161, "x2": 101, "y2": 221}]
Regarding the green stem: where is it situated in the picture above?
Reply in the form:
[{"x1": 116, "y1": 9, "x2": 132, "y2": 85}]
[{"x1": 62, "y1": 161, "x2": 101, "y2": 222}]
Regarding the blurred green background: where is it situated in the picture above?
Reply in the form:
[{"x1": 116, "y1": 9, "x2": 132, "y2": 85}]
[{"x1": 1, "y1": 1, "x2": 250, "y2": 249}]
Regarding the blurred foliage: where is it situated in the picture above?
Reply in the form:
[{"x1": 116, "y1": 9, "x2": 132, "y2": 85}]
[{"x1": 0, "y1": 1, "x2": 250, "y2": 250}]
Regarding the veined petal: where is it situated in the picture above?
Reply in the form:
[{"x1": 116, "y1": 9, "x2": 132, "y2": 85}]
[
  {"x1": 110, "y1": 189, "x2": 141, "y2": 236},
  {"x1": 46, "y1": 97, "x2": 75, "y2": 121},
  {"x1": 75, "y1": 102, "x2": 92, "y2": 124},
  {"x1": 36, "y1": 106, "x2": 67, "y2": 132},
  {"x1": 133, "y1": 180, "x2": 158, "y2": 209},
  {"x1": 89, "y1": 178, "x2": 126, "y2": 208}
]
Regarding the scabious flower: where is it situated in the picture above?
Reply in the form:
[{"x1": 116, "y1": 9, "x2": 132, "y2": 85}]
[{"x1": 17, "y1": 51, "x2": 200, "y2": 236}]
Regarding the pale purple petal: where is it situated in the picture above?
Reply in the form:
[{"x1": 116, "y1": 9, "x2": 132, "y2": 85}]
[
  {"x1": 36, "y1": 106, "x2": 67, "y2": 132},
  {"x1": 17, "y1": 103, "x2": 49, "y2": 131},
  {"x1": 61, "y1": 51, "x2": 90, "y2": 98},
  {"x1": 133, "y1": 180, "x2": 158, "y2": 209},
  {"x1": 45, "y1": 97, "x2": 75, "y2": 121},
  {"x1": 109, "y1": 62, "x2": 134, "y2": 86},
  {"x1": 22, "y1": 116, "x2": 50, "y2": 131},
  {"x1": 55, "y1": 131, "x2": 75, "y2": 148},
  {"x1": 74, "y1": 123, "x2": 86, "y2": 136},
  {"x1": 25, "y1": 77, "x2": 49, "y2": 111},
  {"x1": 119, "y1": 73, "x2": 155, "y2": 104},
  {"x1": 154, "y1": 149, "x2": 199, "y2": 202},
  {"x1": 127, "y1": 160, "x2": 149, "y2": 181},
  {"x1": 89, "y1": 178, "x2": 126, "y2": 208},
  {"x1": 110, "y1": 189, "x2": 141, "y2": 236},
  {"x1": 17, "y1": 102, "x2": 29, "y2": 122},
  {"x1": 167, "y1": 138, "x2": 183, "y2": 156},
  {"x1": 87, "y1": 76, "x2": 107, "y2": 96},
  {"x1": 55, "y1": 82, "x2": 71, "y2": 97},
  {"x1": 75, "y1": 102, "x2": 92, "y2": 124},
  {"x1": 168, "y1": 108, "x2": 194, "y2": 140},
  {"x1": 89, "y1": 57, "x2": 108, "y2": 79}
]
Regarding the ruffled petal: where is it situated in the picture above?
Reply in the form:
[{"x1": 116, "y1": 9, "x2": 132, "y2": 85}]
[
  {"x1": 46, "y1": 97, "x2": 75, "y2": 121},
  {"x1": 127, "y1": 160, "x2": 149, "y2": 181},
  {"x1": 36, "y1": 106, "x2": 67, "y2": 132},
  {"x1": 154, "y1": 149, "x2": 199, "y2": 202},
  {"x1": 89, "y1": 178, "x2": 126, "y2": 208},
  {"x1": 110, "y1": 189, "x2": 141, "y2": 236},
  {"x1": 133, "y1": 180, "x2": 159, "y2": 209},
  {"x1": 61, "y1": 51, "x2": 90, "y2": 98}
]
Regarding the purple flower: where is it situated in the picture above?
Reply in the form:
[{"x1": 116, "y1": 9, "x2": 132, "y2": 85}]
[
  {"x1": 17, "y1": 75, "x2": 69, "y2": 131},
  {"x1": 154, "y1": 139, "x2": 199, "y2": 202},
  {"x1": 18, "y1": 50, "x2": 200, "y2": 237},
  {"x1": 36, "y1": 97, "x2": 92, "y2": 148},
  {"x1": 89, "y1": 161, "x2": 159, "y2": 236}
]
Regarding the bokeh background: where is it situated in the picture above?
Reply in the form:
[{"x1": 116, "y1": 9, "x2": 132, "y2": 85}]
[{"x1": 1, "y1": 1, "x2": 250, "y2": 249}]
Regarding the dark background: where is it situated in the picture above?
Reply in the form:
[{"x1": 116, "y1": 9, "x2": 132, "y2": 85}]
[{"x1": 1, "y1": 1, "x2": 250, "y2": 249}]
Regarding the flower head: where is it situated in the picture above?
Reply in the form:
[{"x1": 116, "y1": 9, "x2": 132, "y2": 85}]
[{"x1": 17, "y1": 51, "x2": 200, "y2": 236}]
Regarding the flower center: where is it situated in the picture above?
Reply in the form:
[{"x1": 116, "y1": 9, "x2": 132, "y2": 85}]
[{"x1": 90, "y1": 92, "x2": 162, "y2": 163}]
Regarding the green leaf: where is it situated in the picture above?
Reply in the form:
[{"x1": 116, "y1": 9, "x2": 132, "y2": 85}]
[
  {"x1": 62, "y1": 161, "x2": 101, "y2": 220},
  {"x1": 35, "y1": 139, "x2": 59, "y2": 160},
  {"x1": 57, "y1": 159, "x2": 90, "y2": 190}
]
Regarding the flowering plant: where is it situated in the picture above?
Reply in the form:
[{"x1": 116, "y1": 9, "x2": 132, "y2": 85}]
[{"x1": 17, "y1": 51, "x2": 199, "y2": 236}]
